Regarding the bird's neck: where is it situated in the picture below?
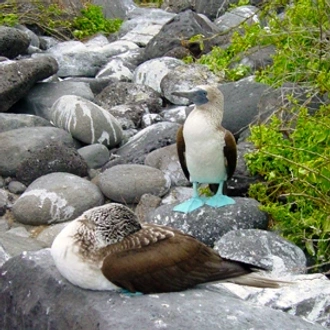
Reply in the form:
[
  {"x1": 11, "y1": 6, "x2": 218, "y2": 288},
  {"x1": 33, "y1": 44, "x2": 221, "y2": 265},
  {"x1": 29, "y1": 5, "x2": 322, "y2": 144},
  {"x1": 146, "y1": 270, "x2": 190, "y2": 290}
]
[{"x1": 195, "y1": 102, "x2": 224, "y2": 125}]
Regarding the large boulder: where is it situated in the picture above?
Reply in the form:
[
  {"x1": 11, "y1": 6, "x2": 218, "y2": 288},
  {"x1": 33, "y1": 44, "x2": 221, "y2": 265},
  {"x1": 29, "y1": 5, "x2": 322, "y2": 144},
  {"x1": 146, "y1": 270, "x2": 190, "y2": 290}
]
[
  {"x1": 0, "y1": 56, "x2": 58, "y2": 112},
  {"x1": 12, "y1": 173, "x2": 104, "y2": 226},
  {"x1": 0, "y1": 249, "x2": 324, "y2": 330},
  {"x1": 0, "y1": 26, "x2": 30, "y2": 59},
  {"x1": 0, "y1": 127, "x2": 75, "y2": 177}
]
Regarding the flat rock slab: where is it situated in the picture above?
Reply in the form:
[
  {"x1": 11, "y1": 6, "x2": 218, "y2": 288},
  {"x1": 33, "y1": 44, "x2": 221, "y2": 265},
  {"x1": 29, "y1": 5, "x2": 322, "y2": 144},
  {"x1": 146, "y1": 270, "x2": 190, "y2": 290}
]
[
  {"x1": 0, "y1": 249, "x2": 324, "y2": 330},
  {"x1": 146, "y1": 197, "x2": 269, "y2": 246}
]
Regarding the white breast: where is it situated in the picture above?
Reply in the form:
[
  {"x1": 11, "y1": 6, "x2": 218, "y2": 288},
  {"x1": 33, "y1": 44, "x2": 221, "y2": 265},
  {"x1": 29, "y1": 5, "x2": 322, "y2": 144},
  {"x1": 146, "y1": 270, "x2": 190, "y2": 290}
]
[
  {"x1": 183, "y1": 110, "x2": 227, "y2": 183},
  {"x1": 51, "y1": 220, "x2": 118, "y2": 291}
]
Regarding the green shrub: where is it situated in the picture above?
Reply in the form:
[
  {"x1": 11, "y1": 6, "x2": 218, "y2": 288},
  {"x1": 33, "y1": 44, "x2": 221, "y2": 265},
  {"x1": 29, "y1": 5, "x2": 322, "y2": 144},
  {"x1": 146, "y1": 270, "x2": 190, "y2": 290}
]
[
  {"x1": 0, "y1": 2, "x2": 123, "y2": 40},
  {"x1": 245, "y1": 104, "x2": 330, "y2": 269}
]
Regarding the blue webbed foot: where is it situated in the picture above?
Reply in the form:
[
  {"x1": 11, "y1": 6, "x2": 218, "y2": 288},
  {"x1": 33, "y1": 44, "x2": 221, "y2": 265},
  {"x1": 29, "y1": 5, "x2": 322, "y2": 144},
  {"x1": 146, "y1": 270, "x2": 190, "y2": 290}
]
[
  {"x1": 204, "y1": 195, "x2": 235, "y2": 208},
  {"x1": 119, "y1": 288, "x2": 143, "y2": 297},
  {"x1": 173, "y1": 196, "x2": 205, "y2": 213}
]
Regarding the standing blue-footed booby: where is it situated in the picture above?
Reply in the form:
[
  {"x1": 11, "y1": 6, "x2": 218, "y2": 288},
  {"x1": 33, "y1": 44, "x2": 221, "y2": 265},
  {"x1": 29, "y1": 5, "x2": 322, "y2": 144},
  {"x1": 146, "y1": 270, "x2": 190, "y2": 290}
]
[
  {"x1": 173, "y1": 85, "x2": 237, "y2": 213},
  {"x1": 51, "y1": 203, "x2": 282, "y2": 293}
]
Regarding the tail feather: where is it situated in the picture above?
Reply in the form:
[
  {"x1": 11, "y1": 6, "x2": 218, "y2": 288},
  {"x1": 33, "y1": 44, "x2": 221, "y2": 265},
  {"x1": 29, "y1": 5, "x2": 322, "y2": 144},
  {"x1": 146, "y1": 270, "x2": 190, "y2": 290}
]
[{"x1": 224, "y1": 272, "x2": 293, "y2": 289}]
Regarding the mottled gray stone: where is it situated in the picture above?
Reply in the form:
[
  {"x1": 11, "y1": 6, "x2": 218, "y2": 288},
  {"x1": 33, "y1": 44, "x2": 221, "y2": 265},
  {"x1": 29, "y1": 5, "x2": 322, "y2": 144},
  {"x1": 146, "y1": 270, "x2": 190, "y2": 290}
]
[
  {"x1": 7, "y1": 181, "x2": 26, "y2": 194},
  {"x1": 16, "y1": 142, "x2": 89, "y2": 185},
  {"x1": 96, "y1": 57, "x2": 135, "y2": 81},
  {"x1": 133, "y1": 57, "x2": 184, "y2": 93},
  {"x1": 145, "y1": 144, "x2": 189, "y2": 187},
  {"x1": 0, "y1": 242, "x2": 10, "y2": 267},
  {"x1": 145, "y1": 10, "x2": 226, "y2": 60},
  {"x1": 0, "y1": 56, "x2": 58, "y2": 112},
  {"x1": 96, "y1": 164, "x2": 171, "y2": 204},
  {"x1": 0, "y1": 249, "x2": 324, "y2": 330},
  {"x1": 0, "y1": 26, "x2": 30, "y2": 59},
  {"x1": 161, "y1": 64, "x2": 223, "y2": 105},
  {"x1": 12, "y1": 81, "x2": 94, "y2": 120},
  {"x1": 220, "y1": 76, "x2": 269, "y2": 136},
  {"x1": 44, "y1": 39, "x2": 138, "y2": 77},
  {"x1": 146, "y1": 197, "x2": 269, "y2": 246},
  {"x1": 0, "y1": 127, "x2": 75, "y2": 177},
  {"x1": 36, "y1": 222, "x2": 70, "y2": 247},
  {"x1": 78, "y1": 144, "x2": 110, "y2": 169},
  {"x1": 93, "y1": 0, "x2": 137, "y2": 19},
  {"x1": 51, "y1": 95, "x2": 123, "y2": 148},
  {"x1": 0, "y1": 189, "x2": 8, "y2": 216},
  {"x1": 95, "y1": 81, "x2": 162, "y2": 114},
  {"x1": 12, "y1": 173, "x2": 104, "y2": 225},
  {"x1": 0, "y1": 113, "x2": 51, "y2": 133},
  {"x1": 135, "y1": 193, "x2": 162, "y2": 222},
  {"x1": 214, "y1": 229, "x2": 307, "y2": 274},
  {"x1": 115, "y1": 122, "x2": 181, "y2": 164}
]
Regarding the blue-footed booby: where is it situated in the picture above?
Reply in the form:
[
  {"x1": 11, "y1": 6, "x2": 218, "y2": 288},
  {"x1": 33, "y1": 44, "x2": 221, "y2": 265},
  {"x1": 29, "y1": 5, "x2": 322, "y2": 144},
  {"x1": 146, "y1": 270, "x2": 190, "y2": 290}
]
[
  {"x1": 51, "y1": 203, "x2": 282, "y2": 293},
  {"x1": 172, "y1": 85, "x2": 237, "y2": 213}
]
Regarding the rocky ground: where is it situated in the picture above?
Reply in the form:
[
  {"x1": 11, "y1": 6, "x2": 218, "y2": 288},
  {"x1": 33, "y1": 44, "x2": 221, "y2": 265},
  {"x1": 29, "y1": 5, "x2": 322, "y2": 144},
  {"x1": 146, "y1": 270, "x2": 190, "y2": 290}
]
[{"x1": 0, "y1": 0, "x2": 329, "y2": 329}]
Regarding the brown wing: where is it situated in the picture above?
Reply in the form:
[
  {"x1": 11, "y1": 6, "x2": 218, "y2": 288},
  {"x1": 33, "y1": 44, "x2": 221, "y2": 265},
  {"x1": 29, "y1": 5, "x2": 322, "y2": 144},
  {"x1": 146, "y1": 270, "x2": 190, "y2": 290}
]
[
  {"x1": 101, "y1": 225, "x2": 251, "y2": 293},
  {"x1": 224, "y1": 129, "x2": 237, "y2": 180},
  {"x1": 176, "y1": 125, "x2": 190, "y2": 180}
]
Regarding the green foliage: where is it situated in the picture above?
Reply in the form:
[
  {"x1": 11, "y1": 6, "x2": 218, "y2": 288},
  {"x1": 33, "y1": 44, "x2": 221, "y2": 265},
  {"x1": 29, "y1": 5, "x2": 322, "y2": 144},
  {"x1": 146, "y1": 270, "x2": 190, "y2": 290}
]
[
  {"x1": 72, "y1": 5, "x2": 123, "y2": 39},
  {"x1": 0, "y1": 2, "x2": 122, "y2": 40},
  {"x1": 245, "y1": 105, "x2": 330, "y2": 268}
]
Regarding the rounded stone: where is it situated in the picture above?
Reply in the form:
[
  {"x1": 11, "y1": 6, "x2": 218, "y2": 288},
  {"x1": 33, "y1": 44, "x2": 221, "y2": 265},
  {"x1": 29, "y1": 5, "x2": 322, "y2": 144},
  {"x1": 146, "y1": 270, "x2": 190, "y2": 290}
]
[{"x1": 96, "y1": 164, "x2": 171, "y2": 204}]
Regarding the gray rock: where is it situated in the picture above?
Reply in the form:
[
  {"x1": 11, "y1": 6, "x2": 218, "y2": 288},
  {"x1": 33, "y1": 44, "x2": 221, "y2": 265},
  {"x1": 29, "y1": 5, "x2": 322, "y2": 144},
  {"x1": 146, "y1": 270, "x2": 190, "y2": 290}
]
[
  {"x1": 135, "y1": 193, "x2": 162, "y2": 222},
  {"x1": 12, "y1": 81, "x2": 94, "y2": 120},
  {"x1": 108, "y1": 103, "x2": 146, "y2": 128},
  {"x1": 0, "y1": 249, "x2": 324, "y2": 330},
  {"x1": 93, "y1": 0, "x2": 137, "y2": 19},
  {"x1": 161, "y1": 64, "x2": 223, "y2": 105},
  {"x1": 146, "y1": 197, "x2": 269, "y2": 246},
  {"x1": 214, "y1": 5, "x2": 259, "y2": 32},
  {"x1": 45, "y1": 39, "x2": 138, "y2": 77},
  {"x1": 51, "y1": 95, "x2": 123, "y2": 148},
  {"x1": 141, "y1": 114, "x2": 163, "y2": 128},
  {"x1": 95, "y1": 81, "x2": 163, "y2": 114},
  {"x1": 0, "y1": 56, "x2": 58, "y2": 112},
  {"x1": 160, "y1": 105, "x2": 187, "y2": 124},
  {"x1": 194, "y1": 0, "x2": 237, "y2": 20},
  {"x1": 15, "y1": 25, "x2": 40, "y2": 48},
  {"x1": 12, "y1": 173, "x2": 104, "y2": 225},
  {"x1": 0, "y1": 234, "x2": 46, "y2": 258},
  {"x1": 0, "y1": 26, "x2": 30, "y2": 59},
  {"x1": 96, "y1": 164, "x2": 171, "y2": 204},
  {"x1": 78, "y1": 144, "x2": 110, "y2": 169},
  {"x1": 7, "y1": 181, "x2": 26, "y2": 194},
  {"x1": 220, "y1": 76, "x2": 269, "y2": 136},
  {"x1": 133, "y1": 57, "x2": 184, "y2": 93},
  {"x1": 0, "y1": 127, "x2": 75, "y2": 177},
  {"x1": 145, "y1": 10, "x2": 227, "y2": 60},
  {"x1": 161, "y1": 0, "x2": 193, "y2": 12},
  {"x1": 16, "y1": 142, "x2": 89, "y2": 186},
  {"x1": 0, "y1": 242, "x2": 10, "y2": 267},
  {"x1": 214, "y1": 229, "x2": 307, "y2": 274},
  {"x1": 115, "y1": 122, "x2": 181, "y2": 164},
  {"x1": 36, "y1": 221, "x2": 70, "y2": 247},
  {"x1": 227, "y1": 141, "x2": 260, "y2": 197},
  {"x1": 0, "y1": 189, "x2": 8, "y2": 216},
  {"x1": 95, "y1": 57, "x2": 134, "y2": 81},
  {"x1": 6, "y1": 226, "x2": 30, "y2": 238},
  {"x1": 0, "y1": 113, "x2": 51, "y2": 133},
  {"x1": 145, "y1": 144, "x2": 189, "y2": 187}
]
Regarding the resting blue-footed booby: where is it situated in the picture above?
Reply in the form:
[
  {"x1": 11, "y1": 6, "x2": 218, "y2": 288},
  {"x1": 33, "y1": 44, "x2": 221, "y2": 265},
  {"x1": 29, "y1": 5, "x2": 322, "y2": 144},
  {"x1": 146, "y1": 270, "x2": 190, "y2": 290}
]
[
  {"x1": 51, "y1": 203, "x2": 282, "y2": 293},
  {"x1": 172, "y1": 85, "x2": 237, "y2": 213}
]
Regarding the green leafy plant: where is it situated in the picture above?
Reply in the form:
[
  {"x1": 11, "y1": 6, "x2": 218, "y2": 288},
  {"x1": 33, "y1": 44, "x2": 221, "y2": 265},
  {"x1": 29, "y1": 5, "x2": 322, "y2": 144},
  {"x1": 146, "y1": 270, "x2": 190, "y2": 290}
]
[
  {"x1": 0, "y1": 2, "x2": 122, "y2": 40},
  {"x1": 245, "y1": 104, "x2": 330, "y2": 269},
  {"x1": 72, "y1": 5, "x2": 123, "y2": 39}
]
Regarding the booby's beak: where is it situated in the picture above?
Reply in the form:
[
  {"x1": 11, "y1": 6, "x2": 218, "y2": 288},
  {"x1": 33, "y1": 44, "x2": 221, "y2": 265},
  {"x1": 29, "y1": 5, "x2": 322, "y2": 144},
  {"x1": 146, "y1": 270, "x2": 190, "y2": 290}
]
[
  {"x1": 172, "y1": 88, "x2": 208, "y2": 106},
  {"x1": 172, "y1": 90, "x2": 198, "y2": 100}
]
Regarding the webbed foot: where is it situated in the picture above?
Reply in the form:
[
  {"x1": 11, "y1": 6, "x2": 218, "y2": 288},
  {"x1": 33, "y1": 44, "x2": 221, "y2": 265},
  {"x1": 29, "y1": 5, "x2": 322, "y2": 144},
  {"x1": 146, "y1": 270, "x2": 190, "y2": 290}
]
[
  {"x1": 119, "y1": 289, "x2": 143, "y2": 297},
  {"x1": 173, "y1": 197, "x2": 205, "y2": 213},
  {"x1": 204, "y1": 195, "x2": 235, "y2": 208}
]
